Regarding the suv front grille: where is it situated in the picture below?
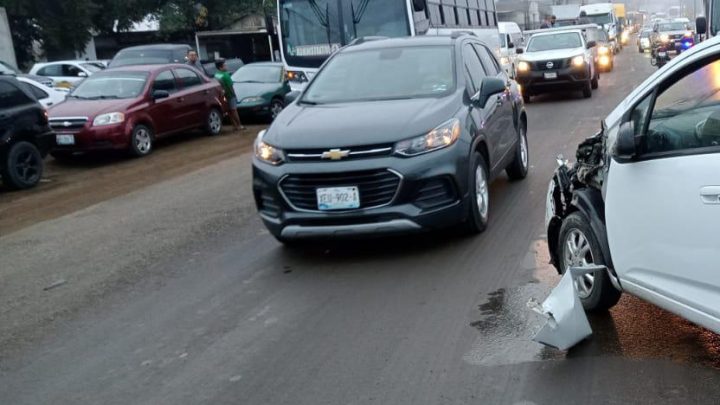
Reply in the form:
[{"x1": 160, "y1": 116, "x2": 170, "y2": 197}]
[
  {"x1": 279, "y1": 169, "x2": 401, "y2": 211},
  {"x1": 532, "y1": 58, "x2": 569, "y2": 70},
  {"x1": 49, "y1": 117, "x2": 88, "y2": 131},
  {"x1": 285, "y1": 144, "x2": 393, "y2": 162}
]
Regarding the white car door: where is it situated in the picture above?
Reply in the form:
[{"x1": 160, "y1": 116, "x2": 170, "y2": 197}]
[{"x1": 606, "y1": 56, "x2": 720, "y2": 332}]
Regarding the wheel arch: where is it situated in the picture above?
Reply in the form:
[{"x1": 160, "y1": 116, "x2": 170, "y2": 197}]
[{"x1": 569, "y1": 188, "x2": 616, "y2": 275}]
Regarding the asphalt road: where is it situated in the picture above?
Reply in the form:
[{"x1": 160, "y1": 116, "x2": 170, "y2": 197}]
[{"x1": 3, "y1": 48, "x2": 720, "y2": 404}]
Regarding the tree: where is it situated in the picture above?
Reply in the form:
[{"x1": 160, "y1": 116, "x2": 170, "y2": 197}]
[{"x1": 159, "y1": 0, "x2": 273, "y2": 33}]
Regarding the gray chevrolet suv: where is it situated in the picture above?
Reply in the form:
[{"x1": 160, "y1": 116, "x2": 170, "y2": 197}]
[{"x1": 252, "y1": 35, "x2": 529, "y2": 243}]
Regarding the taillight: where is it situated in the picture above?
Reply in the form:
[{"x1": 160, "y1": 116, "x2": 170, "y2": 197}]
[{"x1": 43, "y1": 109, "x2": 49, "y2": 124}]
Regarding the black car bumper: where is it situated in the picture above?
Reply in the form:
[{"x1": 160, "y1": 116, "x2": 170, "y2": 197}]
[
  {"x1": 252, "y1": 144, "x2": 471, "y2": 239},
  {"x1": 516, "y1": 66, "x2": 591, "y2": 93}
]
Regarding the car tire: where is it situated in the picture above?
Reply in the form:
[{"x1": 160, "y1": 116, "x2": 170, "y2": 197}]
[
  {"x1": 463, "y1": 151, "x2": 490, "y2": 234},
  {"x1": 207, "y1": 107, "x2": 223, "y2": 136},
  {"x1": 1, "y1": 141, "x2": 44, "y2": 190},
  {"x1": 129, "y1": 124, "x2": 153, "y2": 157},
  {"x1": 582, "y1": 81, "x2": 592, "y2": 98},
  {"x1": 558, "y1": 211, "x2": 622, "y2": 312},
  {"x1": 270, "y1": 98, "x2": 285, "y2": 122},
  {"x1": 591, "y1": 74, "x2": 599, "y2": 90},
  {"x1": 638, "y1": 47, "x2": 643, "y2": 53},
  {"x1": 522, "y1": 91, "x2": 531, "y2": 104},
  {"x1": 506, "y1": 123, "x2": 529, "y2": 181}
]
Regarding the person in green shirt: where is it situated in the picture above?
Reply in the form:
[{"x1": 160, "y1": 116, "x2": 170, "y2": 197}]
[{"x1": 214, "y1": 59, "x2": 244, "y2": 131}]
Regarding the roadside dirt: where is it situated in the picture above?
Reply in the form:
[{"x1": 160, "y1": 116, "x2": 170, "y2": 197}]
[{"x1": 0, "y1": 125, "x2": 263, "y2": 236}]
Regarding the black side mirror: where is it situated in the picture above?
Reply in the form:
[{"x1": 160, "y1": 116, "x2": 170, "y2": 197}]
[
  {"x1": 508, "y1": 42, "x2": 515, "y2": 49},
  {"x1": 471, "y1": 77, "x2": 506, "y2": 108},
  {"x1": 285, "y1": 90, "x2": 301, "y2": 104},
  {"x1": 586, "y1": 40, "x2": 597, "y2": 49},
  {"x1": 412, "y1": 0, "x2": 426, "y2": 12},
  {"x1": 152, "y1": 90, "x2": 170, "y2": 100},
  {"x1": 516, "y1": 48, "x2": 524, "y2": 54},
  {"x1": 697, "y1": 16, "x2": 708, "y2": 35},
  {"x1": 613, "y1": 122, "x2": 636, "y2": 162}
]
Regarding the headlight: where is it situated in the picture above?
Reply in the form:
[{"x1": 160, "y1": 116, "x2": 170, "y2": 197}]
[
  {"x1": 286, "y1": 70, "x2": 308, "y2": 83},
  {"x1": 93, "y1": 112, "x2": 124, "y2": 126},
  {"x1": 571, "y1": 55, "x2": 585, "y2": 67},
  {"x1": 241, "y1": 96, "x2": 264, "y2": 104},
  {"x1": 598, "y1": 46, "x2": 610, "y2": 55},
  {"x1": 500, "y1": 56, "x2": 510, "y2": 65},
  {"x1": 395, "y1": 118, "x2": 461, "y2": 157},
  {"x1": 254, "y1": 131, "x2": 284, "y2": 165},
  {"x1": 517, "y1": 61, "x2": 530, "y2": 72},
  {"x1": 660, "y1": 34, "x2": 670, "y2": 42},
  {"x1": 684, "y1": 31, "x2": 694, "y2": 37}
]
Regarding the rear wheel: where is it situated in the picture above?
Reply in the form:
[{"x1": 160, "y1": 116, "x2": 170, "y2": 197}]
[
  {"x1": 1, "y1": 141, "x2": 44, "y2": 190},
  {"x1": 207, "y1": 108, "x2": 223, "y2": 136},
  {"x1": 463, "y1": 152, "x2": 490, "y2": 234},
  {"x1": 522, "y1": 91, "x2": 531, "y2": 104},
  {"x1": 129, "y1": 124, "x2": 153, "y2": 157},
  {"x1": 558, "y1": 212, "x2": 621, "y2": 312},
  {"x1": 591, "y1": 73, "x2": 599, "y2": 90},
  {"x1": 582, "y1": 81, "x2": 592, "y2": 98},
  {"x1": 506, "y1": 123, "x2": 529, "y2": 181},
  {"x1": 638, "y1": 46, "x2": 643, "y2": 53}
]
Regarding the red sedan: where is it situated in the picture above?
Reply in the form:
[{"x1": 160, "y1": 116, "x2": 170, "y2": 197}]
[{"x1": 49, "y1": 64, "x2": 226, "y2": 158}]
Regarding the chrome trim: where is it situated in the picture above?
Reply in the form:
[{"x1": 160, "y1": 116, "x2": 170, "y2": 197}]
[
  {"x1": 277, "y1": 168, "x2": 404, "y2": 214},
  {"x1": 281, "y1": 219, "x2": 421, "y2": 239},
  {"x1": 286, "y1": 153, "x2": 324, "y2": 158},
  {"x1": 349, "y1": 147, "x2": 393, "y2": 156},
  {"x1": 287, "y1": 147, "x2": 393, "y2": 160},
  {"x1": 48, "y1": 116, "x2": 89, "y2": 121}
]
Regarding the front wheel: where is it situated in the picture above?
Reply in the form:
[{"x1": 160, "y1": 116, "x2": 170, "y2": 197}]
[
  {"x1": 582, "y1": 81, "x2": 592, "y2": 98},
  {"x1": 591, "y1": 74, "x2": 599, "y2": 90},
  {"x1": 270, "y1": 98, "x2": 285, "y2": 121},
  {"x1": 129, "y1": 124, "x2": 153, "y2": 157},
  {"x1": 558, "y1": 212, "x2": 621, "y2": 312},
  {"x1": 522, "y1": 91, "x2": 531, "y2": 104},
  {"x1": 463, "y1": 152, "x2": 490, "y2": 234},
  {"x1": 1, "y1": 141, "x2": 44, "y2": 189}
]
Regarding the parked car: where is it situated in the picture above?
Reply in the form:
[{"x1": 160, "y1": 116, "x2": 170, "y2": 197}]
[
  {"x1": 252, "y1": 35, "x2": 529, "y2": 244},
  {"x1": 48, "y1": 64, "x2": 225, "y2": 159},
  {"x1": 232, "y1": 62, "x2": 291, "y2": 121},
  {"x1": 16, "y1": 77, "x2": 67, "y2": 108},
  {"x1": 109, "y1": 44, "x2": 192, "y2": 68},
  {"x1": 637, "y1": 28, "x2": 653, "y2": 52},
  {"x1": 203, "y1": 58, "x2": 244, "y2": 76},
  {"x1": 0, "y1": 60, "x2": 54, "y2": 88},
  {"x1": 0, "y1": 76, "x2": 54, "y2": 189},
  {"x1": 545, "y1": 36, "x2": 720, "y2": 335},
  {"x1": 29, "y1": 60, "x2": 105, "y2": 88},
  {"x1": 516, "y1": 27, "x2": 599, "y2": 102},
  {"x1": 498, "y1": 22, "x2": 524, "y2": 78}
]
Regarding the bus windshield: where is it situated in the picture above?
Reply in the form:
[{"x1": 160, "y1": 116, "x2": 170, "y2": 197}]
[{"x1": 279, "y1": 0, "x2": 410, "y2": 69}]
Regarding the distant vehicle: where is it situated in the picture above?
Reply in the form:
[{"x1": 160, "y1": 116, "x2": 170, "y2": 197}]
[
  {"x1": 545, "y1": 34, "x2": 720, "y2": 337},
  {"x1": 16, "y1": 77, "x2": 67, "y2": 108},
  {"x1": 0, "y1": 60, "x2": 54, "y2": 88},
  {"x1": 637, "y1": 28, "x2": 653, "y2": 52},
  {"x1": 498, "y1": 22, "x2": 524, "y2": 78},
  {"x1": 231, "y1": 62, "x2": 291, "y2": 121},
  {"x1": 580, "y1": 3, "x2": 622, "y2": 52},
  {"x1": 552, "y1": 4, "x2": 581, "y2": 27},
  {"x1": 203, "y1": 58, "x2": 244, "y2": 76},
  {"x1": 29, "y1": 60, "x2": 105, "y2": 88},
  {"x1": 48, "y1": 64, "x2": 225, "y2": 159},
  {"x1": 109, "y1": 44, "x2": 192, "y2": 68},
  {"x1": 277, "y1": 0, "x2": 501, "y2": 91},
  {"x1": 668, "y1": 6, "x2": 682, "y2": 19},
  {"x1": 651, "y1": 20, "x2": 694, "y2": 53},
  {"x1": 253, "y1": 35, "x2": 528, "y2": 244},
  {"x1": 516, "y1": 27, "x2": 599, "y2": 102},
  {"x1": 0, "y1": 76, "x2": 54, "y2": 189},
  {"x1": 584, "y1": 26, "x2": 614, "y2": 72}
]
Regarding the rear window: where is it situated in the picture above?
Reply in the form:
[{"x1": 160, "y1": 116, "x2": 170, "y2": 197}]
[
  {"x1": 112, "y1": 49, "x2": 175, "y2": 67},
  {"x1": 0, "y1": 81, "x2": 34, "y2": 108}
]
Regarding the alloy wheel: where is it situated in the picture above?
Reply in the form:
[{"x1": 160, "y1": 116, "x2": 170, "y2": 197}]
[
  {"x1": 475, "y1": 165, "x2": 489, "y2": 221},
  {"x1": 520, "y1": 128, "x2": 528, "y2": 171},
  {"x1": 563, "y1": 229, "x2": 595, "y2": 299},
  {"x1": 271, "y1": 101, "x2": 284, "y2": 120},
  {"x1": 209, "y1": 110, "x2": 222, "y2": 134},
  {"x1": 135, "y1": 128, "x2": 152, "y2": 154},
  {"x1": 14, "y1": 150, "x2": 41, "y2": 183}
]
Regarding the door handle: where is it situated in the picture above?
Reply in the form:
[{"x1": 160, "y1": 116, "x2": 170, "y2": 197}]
[
  {"x1": 496, "y1": 97, "x2": 504, "y2": 107},
  {"x1": 700, "y1": 186, "x2": 720, "y2": 204}
]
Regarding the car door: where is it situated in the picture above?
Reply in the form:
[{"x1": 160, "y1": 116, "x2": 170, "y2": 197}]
[
  {"x1": 147, "y1": 69, "x2": 181, "y2": 136},
  {"x1": 172, "y1": 67, "x2": 207, "y2": 129},
  {"x1": 462, "y1": 42, "x2": 505, "y2": 172},
  {"x1": 606, "y1": 56, "x2": 720, "y2": 327},
  {"x1": 19, "y1": 81, "x2": 51, "y2": 107},
  {"x1": 474, "y1": 43, "x2": 516, "y2": 164},
  {"x1": 37, "y1": 64, "x2": 65, "y2": 86}
]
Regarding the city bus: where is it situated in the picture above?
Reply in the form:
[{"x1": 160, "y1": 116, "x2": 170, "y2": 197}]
[{"x1": 277, "y1": 0, "x2": 500, "y2": 90}]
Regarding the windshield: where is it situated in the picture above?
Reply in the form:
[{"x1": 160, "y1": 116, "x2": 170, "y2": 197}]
[
  {"x1": 714, "y1": 2, "x2": 720, "y2": 36},
  {"x1": 302, "y1": 46, "x2": 454, "y2": 104},
  {"x1": 81, "y1": 63, "x2": 104, "y2": 73},
  {"x1": 71, "y1": 72, "x2": 148, "y2": 99},
  {"x1": 0, "y1": 61, "x2": 18, "y2": 75},
  {"x1": 585, "y1": 29, "x2": 608, "y2": 42},
  {"x1": 279, "y1": 0, "x2": 410, "y2": 69},
  {"x1": 659, "y1": 22, "x2": 687, "y2": 31},
  {"x1": 232, "y1": 65, "x2": 283, "y2": 83},
  {"x1": 527, "y1": 33, "x2": 582, "y2": 52},
  {"x1": 112, "y1": 50, "x2": 173, "y2": 67},
  {"x1": 586, "y1": 13, "x2": 613, "y2": 25}
]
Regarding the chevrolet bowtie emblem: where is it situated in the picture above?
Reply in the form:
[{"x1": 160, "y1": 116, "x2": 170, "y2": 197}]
[
  {"x1": 321, "y1": 149, "x2": 350, "y2": 160},
  {"x1": 63, "y1": 121, "x2": 72, "y2": 127}
]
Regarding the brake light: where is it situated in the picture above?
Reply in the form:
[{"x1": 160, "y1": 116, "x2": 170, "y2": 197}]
[{"x1": 43, "y1": 109, "x2": 49, "y2": 124}]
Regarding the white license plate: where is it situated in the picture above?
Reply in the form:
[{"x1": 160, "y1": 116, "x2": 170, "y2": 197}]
[
  {"x1": 56, "y1": 134, "x2": 75, "y2": 145},
  {"x1": 544, "y1": 72, "x2": 558, "y2": 80},
  {"x1": 658, "y1": 52, "x2": 667, "y2": 57},
  {"x1": 317, "y1": 186, "x2": 360, "y2": 210}
]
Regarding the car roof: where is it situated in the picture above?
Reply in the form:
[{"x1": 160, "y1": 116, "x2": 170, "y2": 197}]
[
  {"x1": 241, "y1": 62, "x2": 283, "y2": 67},
  {"x1": 343, "y1": 35, "x2": 457, "y2": 52},
  {"x1": 101, "y1": 64, "x2": 197, "y2": 73},
  {"x1": 530, "y1": 29, "x2": 583, "y2": 39},
  {"x1": 118, "y1": 44, "x2": 191, "y2": 51}
]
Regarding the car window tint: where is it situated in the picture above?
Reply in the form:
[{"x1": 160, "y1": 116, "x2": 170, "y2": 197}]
[
  {"x1": 20, "y1": 82, "x2": 48, "y2": 100},
  {"x1": 474, "y1": 44, "x2": 500, "y2": 76},
  {"x1": 62, "y1": 65, "x2": 83, "y2": 77},
  {"x1": 643, "y1": 60, "x2": 720, "y2": 154},
  {"x1": 0, "y1": 81, "x2": 34, "y2": 108},
  {"x1": 463, "y1": 44, "x2": 486, "y2": 93},
  {"x1": 174, "y1": 68, "x2": 203, "y2": 88},
  {"x1": 38, "y1": 64, "x2": 63, "y2": 76},
  {"x1": 153, "y1": 70, "x2": 178, "y2": 93}
]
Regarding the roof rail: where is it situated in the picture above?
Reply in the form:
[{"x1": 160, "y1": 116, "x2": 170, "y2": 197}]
[
  {"x1": 348, "y1": 36, "x2": 389, "y2": 46},
  {"x1": 450, "y1": 30, "x2": 477, "y2": 39}
]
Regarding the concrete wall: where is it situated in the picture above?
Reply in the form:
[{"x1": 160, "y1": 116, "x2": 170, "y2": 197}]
[{"x1": 0, "y1": 7, "x2": 17, "y2": 68}]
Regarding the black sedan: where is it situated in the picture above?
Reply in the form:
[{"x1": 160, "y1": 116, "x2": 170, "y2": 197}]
[{"x1": 252, "y1": 35, "x2": 529, "y2": 244}]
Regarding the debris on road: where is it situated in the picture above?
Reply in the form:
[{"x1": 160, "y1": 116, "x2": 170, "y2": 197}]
[{"x1": 43, "y1": 279, "x2": 67, "y2": 291}]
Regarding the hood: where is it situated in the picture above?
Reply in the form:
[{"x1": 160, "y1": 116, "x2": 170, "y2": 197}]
[
  {"x1": 232, "y1": 82, "x2": 281, "y2": 98},
  {"x1": 663, "y1": 30, "x2": 690, "y2": 36},
  {"x1": 264, "y1": 94, "x2": 462, "y2": 149},
  {"x1": 520, "y1": 48, "x2": 585, "y2": 61},
  {"x1": 48, "y1": 98, "x2": 138, "y2": 118}
]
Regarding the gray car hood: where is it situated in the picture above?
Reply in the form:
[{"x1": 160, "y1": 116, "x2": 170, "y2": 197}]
[{"x1": 264, "y1": 94, "x2": 462, "y2": 149}]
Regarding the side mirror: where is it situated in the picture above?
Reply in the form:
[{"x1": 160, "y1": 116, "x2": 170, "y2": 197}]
[
  {"x1": 78, "y1": 71, "x2": 88, "y2": 78},
  {"x1": 613, "y1": 122, "x2": 636, "y2": 162},
  {"x1": 285, "y1": 90, "x2": 301, "y2": 104},
  {"x1": 412, "y1": 0, "x2": 426, "y2": 12},
  {"x1": 471, "y1": 77, "x2": 506, "y2": 108},
  {"x1": 152, "y1": 90, "x2": 170, "y2": 100},
  {"x1": 586, "y1": 40, "x2": 597, "y2": 49},
  {"x1": 696, "y1": 16, "x2": 708, "y2": 35},
  {"x1": 508, "y1": 42, "x2": 515, "y2": 49},
  {"x1": 516, "y1": 48, "x2": 524, "y2": 54}
]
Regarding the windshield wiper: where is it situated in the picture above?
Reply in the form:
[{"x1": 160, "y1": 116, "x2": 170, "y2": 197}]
[
  {"x1": 307, "y1": 0, "x2": 333, "y2": 49},
  {"x1": 350, "y1": 0, "x2": 371, "y2": 38},
  {"x1": 87, "y1": 95, "x2": 121, "y2": 100}
]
